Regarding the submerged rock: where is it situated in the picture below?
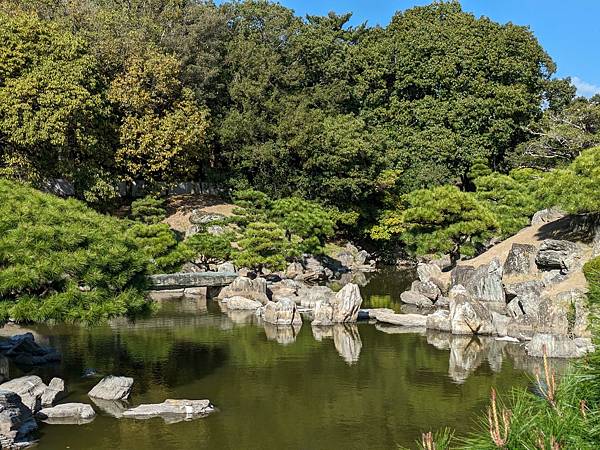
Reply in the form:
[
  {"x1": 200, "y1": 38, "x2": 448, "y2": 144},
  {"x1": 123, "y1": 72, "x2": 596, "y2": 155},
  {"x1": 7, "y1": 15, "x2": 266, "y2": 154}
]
[
  {"x1": 0, "y1": 389, "x2": 37, "y2": 448},
  {"x1": 122, "y1": 399, "x2": 215, "y2": 423},
  {"x1": 36, "y1": 403, "x2": 96, "y2": 425},
  {"x1": 88, "y1": 376, "x2": 133, "y2": 401}
]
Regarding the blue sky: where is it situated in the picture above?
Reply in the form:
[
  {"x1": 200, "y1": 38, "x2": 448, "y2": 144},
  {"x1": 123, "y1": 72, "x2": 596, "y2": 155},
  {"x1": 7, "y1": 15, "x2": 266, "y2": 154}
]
[{"x1": 268, "y1": 0, "x2": 600, "y2": 97}]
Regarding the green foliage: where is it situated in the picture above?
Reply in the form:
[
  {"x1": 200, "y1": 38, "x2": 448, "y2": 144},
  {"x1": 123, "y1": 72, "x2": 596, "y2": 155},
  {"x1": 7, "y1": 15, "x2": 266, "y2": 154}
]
[
  {"x1": 467, "y1": 157, "x2": 493, "y2": 182},
  {"x1": 232, "y1": 222, "x2": 300, "y2": 272},
  {"x1": 270, "y1": 197, "x2": 336, "y2": 252},
  {"x1": 372, "y1": 185, "x2": 498, "y2": 259},
  {"x1": 184, "y1": 232, "x2": 233, "y2": 269},
  {"x1": 511, "y1": 96, "x2": 600, "y2": 169},
  {"x1": 0, "y1": 179, "x2": 150, "y2": 322},
  {"x1": 475, "y1": 171, "x2": 541, "y2": 238},
  {"x1": 130, "y1": 196, "x2": 166, "y2": 224},
  {"x1": 127, "y1": 223, "x2": 191, "y2": 274},
  {"x1": 541, "y1": 146, "x2": 600, "y2": 214}
]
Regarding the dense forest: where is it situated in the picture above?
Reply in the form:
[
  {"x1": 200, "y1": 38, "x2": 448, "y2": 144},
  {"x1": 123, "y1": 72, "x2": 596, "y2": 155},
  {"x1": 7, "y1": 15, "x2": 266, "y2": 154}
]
[{"x1": 2, "y1": 0, "x2": 598, "y2": 222}]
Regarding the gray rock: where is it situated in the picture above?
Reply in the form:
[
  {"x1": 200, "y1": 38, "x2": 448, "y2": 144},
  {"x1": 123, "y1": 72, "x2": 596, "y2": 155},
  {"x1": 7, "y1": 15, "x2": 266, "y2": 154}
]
[
  {"x1": 216, "y1": 262, "x2": 236, "y2": 273},
  {"x1": 531, "y1": 208, "x2": 565, "y2": 225},
  {"x1": 374, "y1": 312, "x2": 427, "y2": 327},
  {"x1": 425, "y1": 310, "x2": 452, "y2": 332},
  {"x1": 411, "y1": 280, "x2": 441, "y2": 301},
  {"x1": 503, "y1": 243, "x2": 538, "y2": 279},
  {"x1": 285, "y1": 262, "x2": 304, "y2": 279},
  {"x1": 41, "y1": 378, "x2": 66, "y2": 407},
  {"x1": 150, "y1": 272, "x2": 237, "y2": 289},
  {"x1": 218, "y1": 276, "x2": 269, "y2": 304},
  {"x1": 222, "y1": 296, "x2": 263, "y2": 310},
  {"x1": 189, "y1": 212, "x2": 225, "y2": 225},
  {"x1": 36, "y1": 403, "x2": 95, "y2": 424},
  {"x1": 296, "y1": 285, "x2": 335, "y2": 308},
  {"x1": 1, "y1": 333, "x2": 61, "y2": 366},
  {"x1": 525, "y1": 334, "x2": 594, "y2": 358},
  {"x1": 449, "y1": 294, "x2": 494, "y2": 335},
  {"x1": 535, "y1": 239, "x2": 581, "y2": 271},
  {"x1": 0, "y1": 389, "x2": 37, "y2": 448},
  {"x1": 464, "y1": 258, "x2": 505, "y2": 303},
  {"x1": 556, "y1": 289, "x2": 590, "y2": 337},
  {"x1": 207, "y1": 225, "x2": 225, "y2": 236},
  {"x1": 435, "y1": 296, "x2": 450, "y2": 308},
  {"x1": 506, "y1": 296, "x2": 570, "y2": 339},
  {"x1": 450, "y1": 266, "x2": 475, "y2": 288},
  {"x1": 122, "y1": 399, "x2": 215, "y2": 423},
  {"x1": 261, "y1": 299, "x2": 302, "y2": 326},
  {"x1": 358, "y1": 308, "x2": 395, "y2": 320},
  {"x1": 89, "y1": 397, "x2": 128, "y2": 418},
  {"x1": 181, "y1": 262, "x2": 204, "y2": 273},
  {"x1": 311, "y1": 284, "x2": 362, "y2": 325},
  {"x1": 400, "y1": 290, "x2": 434, "y2": 307},
  {"x1": 417, "y1": 263, "x2": 449, "y2": 292},
  {"x1": 88, "y1": 376, "x2": 133, "y2": 401},
  {"x1": 0, "y1": 375, "x2": 47, "y2": 413}
]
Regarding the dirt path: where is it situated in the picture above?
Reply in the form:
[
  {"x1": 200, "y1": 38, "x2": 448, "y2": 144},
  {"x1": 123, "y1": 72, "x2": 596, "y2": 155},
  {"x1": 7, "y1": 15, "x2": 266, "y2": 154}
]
[{"x1": 163, "y1": 194, "x2": 235, "y2": 233}]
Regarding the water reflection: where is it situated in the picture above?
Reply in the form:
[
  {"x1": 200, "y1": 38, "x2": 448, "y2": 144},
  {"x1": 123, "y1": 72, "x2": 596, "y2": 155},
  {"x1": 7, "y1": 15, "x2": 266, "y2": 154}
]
[
  {"x1": 263, "y1": 322, "x2": 302, "y2": 345},
  {"x1": 312, "y1": 324, "x2": 362, "y2": 365}
]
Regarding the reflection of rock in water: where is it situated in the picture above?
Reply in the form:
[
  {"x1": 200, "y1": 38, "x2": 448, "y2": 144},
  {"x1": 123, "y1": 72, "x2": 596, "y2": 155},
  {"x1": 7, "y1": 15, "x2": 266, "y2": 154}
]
[
  {"x1": 225, "y1": 309, "x2": 257, "y2": 325},
  {"x1": 89, "y1": 397, "x2": 128, "y2": 418},
  {"x1": 263, "y1": 323, "x2": 302, "y2": 345},
  {"x1": 375, "y1": 323, "x2": 426, "y2": 335},
  {"x1": 332, "y1": 324, "x2": 362, "y2": 365},
  {"x1": 426, "y1": 331, "x2": 560, "y2": 384},
  {"x1": 311, "y1": 324, "x2": 363, "y2": 364}
]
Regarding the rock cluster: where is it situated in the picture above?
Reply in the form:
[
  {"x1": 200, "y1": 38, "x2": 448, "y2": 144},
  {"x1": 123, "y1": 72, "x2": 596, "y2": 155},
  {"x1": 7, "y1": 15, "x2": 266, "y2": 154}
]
[{"x1": 385, "y1": 234, "x2": 596, "y2": 358}]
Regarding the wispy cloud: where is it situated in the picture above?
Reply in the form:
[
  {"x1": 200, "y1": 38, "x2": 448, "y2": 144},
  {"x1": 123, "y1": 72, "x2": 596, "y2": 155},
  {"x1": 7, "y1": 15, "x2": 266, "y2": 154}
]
[{"x1": 572, "y1": 76, "x2": 600, "y2": 98}]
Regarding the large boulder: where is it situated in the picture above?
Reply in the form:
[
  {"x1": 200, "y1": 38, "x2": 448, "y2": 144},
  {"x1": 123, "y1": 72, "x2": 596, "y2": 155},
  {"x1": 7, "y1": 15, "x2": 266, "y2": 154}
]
[
  {"x1": 0, "y1": 333, "x2": 61, "y2": 366},
  {"x1": 525, "y1": 334, "x2": 594, "y2": 358},
  {"x1": 464, "y1": 258, "x2": 505, "y2": 303},
  {"x1": 218, "y1": 276, "x2": 269, "y2": 304},
  {"x1": 311, "y1": 284, "x2": 362, "y2": 325},
  {"x1": 0, "y1": 389, "x2": 37, "y2": 448},
  {"x1": 556, "y1": 289, "x2": 591, "y2": 337},
  {"x1": 0, "y1": 375, "x2": 47, "y2": 413},
  {"x1": 36, "y1": 403, "x2": 96, "y2": 425},
  {"x1": 449, "y1": 294, "x2": 494, "y2": 335},
  {"x1": 122, "y1": 399, "x2": 215, "y2": 422},
  {"x1": 261, "y1": 299, "x2": 302, "y2": 326},
  {"x1": 503, "y1": 243, "x2": 538, "y2": 279},
  {"x1": 285, "y1": 262, "x2": 304, "y2": 280},
  {"x1": 296, "y1": 285, "x2": 335, "y2": 308},
  {"x1": 450, "y1": 266, "x2": 475, "y2": 289},
  {"x1": 400, "y1": 290, "x2": 434, "y2": 307},
  {"x1": 222, "y1": 296, "x2": 262, "y2": 310},
  {"x1": 411, "y1": 280, "x2": 441, "y2": 301},
  {"x1": 41, "y1": 378, "x2": 66, "y2": 407},
  {"x1": 425, "y1": 310, "x2": 452, "y2": 332},
  {"x1": 417, "y1": 263, "x2": 449, "y2": 293},
  {"x1": 88, "y1": 376, "x2": 133, "y2": 401},
  {"x1": 506, "y1": 296, "x2": 569, "y2": 339},
  {"x1": 535, "y1": 239, "x2": 581, "y2": 271}
]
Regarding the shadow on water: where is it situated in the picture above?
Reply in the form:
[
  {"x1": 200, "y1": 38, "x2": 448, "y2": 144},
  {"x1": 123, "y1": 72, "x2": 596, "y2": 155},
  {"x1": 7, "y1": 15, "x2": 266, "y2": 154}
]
[{"x1": 9, "y1": 271, "x2": 571, "y2": 450}]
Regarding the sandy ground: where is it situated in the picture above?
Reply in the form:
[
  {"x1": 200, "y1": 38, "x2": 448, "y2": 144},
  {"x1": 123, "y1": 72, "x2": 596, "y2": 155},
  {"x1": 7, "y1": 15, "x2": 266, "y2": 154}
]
[{"x1": 163, "y1": 194, "x2": 235, "y2": 233}]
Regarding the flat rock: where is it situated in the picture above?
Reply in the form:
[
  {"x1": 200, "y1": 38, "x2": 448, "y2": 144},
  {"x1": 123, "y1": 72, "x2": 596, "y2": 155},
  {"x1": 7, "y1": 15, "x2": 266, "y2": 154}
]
[
  {"x1": 36, "y1": 403, "x2": 96, "y2": 425},
  {"x1": 374, "y1": 312, "x2": 427, "y2": 327},
  {"x1": 88, "y1": 376, "x2": 133, "y2": 401},
  {"x1": 122, "y1": 399, "x2": 215, "y2": 423}
]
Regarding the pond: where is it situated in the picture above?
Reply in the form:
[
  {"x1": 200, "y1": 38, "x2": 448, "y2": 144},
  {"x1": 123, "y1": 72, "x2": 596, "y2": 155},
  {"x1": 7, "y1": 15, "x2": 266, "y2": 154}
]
[{"x1": 9, "y1": 270, "x2": 548, "y2": 449}]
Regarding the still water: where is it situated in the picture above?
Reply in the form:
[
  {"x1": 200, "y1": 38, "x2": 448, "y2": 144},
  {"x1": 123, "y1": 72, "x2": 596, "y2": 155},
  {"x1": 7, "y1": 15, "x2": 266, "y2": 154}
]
[{"x1": 11, "y1": 270, "x2": 544, "y2": 449}]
